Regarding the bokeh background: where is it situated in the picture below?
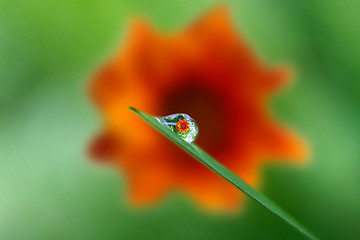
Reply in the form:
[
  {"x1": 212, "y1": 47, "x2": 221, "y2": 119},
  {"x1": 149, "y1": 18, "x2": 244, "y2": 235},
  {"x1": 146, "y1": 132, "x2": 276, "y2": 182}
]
[{"x1": 1, "y1": 0, "x2": 359, "y2": 239}]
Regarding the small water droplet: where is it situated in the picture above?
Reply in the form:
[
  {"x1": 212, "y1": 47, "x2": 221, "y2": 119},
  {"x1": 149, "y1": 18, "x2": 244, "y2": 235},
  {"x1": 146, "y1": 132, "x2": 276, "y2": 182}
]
[{"x1": 155, "y1": 113, "x2": 198, "y2": 143}]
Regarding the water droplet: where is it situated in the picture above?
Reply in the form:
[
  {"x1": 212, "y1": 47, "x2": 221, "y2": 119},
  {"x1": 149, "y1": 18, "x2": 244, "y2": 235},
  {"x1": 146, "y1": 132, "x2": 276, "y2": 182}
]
[{"x1": 155, "y1": 113, "x2": 198, "y2": 143}]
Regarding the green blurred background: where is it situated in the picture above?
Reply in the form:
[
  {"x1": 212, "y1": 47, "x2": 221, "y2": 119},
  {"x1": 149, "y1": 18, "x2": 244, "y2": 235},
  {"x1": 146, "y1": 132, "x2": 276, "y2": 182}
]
[{"x1": 1, "y1": 0, "x2": 359, "y2": 239}]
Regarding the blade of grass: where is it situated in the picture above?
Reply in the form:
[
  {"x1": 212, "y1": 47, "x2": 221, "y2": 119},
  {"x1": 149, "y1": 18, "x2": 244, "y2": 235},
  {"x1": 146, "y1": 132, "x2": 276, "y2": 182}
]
[{"x1": 129, "y1": 107, "x2": 318, "y2": 240}]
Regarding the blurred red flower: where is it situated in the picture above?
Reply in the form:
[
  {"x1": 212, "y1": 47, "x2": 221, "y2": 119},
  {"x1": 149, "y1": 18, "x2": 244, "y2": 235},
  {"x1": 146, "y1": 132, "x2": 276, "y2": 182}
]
[{"x1": 89, "y1": 5, "x2": 309, "y2": 211}]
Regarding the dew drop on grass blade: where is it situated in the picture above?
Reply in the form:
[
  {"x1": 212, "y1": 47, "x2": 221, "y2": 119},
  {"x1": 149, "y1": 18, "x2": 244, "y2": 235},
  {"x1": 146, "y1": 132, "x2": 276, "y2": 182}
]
[{"x1": 129, "y1": 107, "x2": 319, "y2": 240}]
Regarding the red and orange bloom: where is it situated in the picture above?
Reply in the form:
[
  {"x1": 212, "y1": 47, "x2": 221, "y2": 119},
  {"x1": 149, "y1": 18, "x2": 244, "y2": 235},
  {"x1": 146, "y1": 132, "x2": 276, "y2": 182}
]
[
  {"x1": 89, "y1": 5, "x2": 309, "y2": 211},
  {"x1": 176, "y1": 119, "x2": 191, "y2": 133}
]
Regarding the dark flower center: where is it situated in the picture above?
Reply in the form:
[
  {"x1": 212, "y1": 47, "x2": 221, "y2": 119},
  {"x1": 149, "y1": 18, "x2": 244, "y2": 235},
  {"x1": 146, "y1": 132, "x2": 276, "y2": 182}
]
[{"x1": 162, "y1": 85, "x2": 230, "y2": 153}]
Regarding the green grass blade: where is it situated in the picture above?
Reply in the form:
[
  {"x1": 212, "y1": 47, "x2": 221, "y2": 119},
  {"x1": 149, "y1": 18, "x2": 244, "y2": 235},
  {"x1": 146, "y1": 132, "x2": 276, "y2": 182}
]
[{"x1": 129, "y1": 107, "x2": 319, "y2": 240}]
